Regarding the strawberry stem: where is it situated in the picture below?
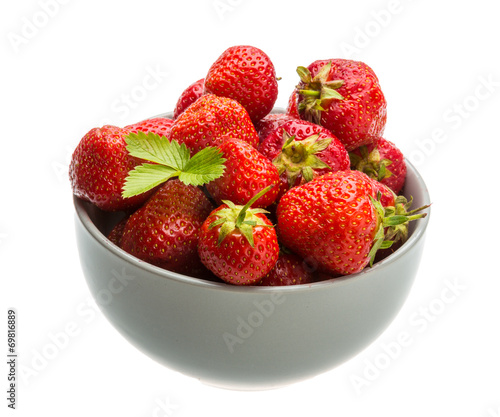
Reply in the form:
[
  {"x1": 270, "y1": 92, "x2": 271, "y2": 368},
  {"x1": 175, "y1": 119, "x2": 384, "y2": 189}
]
[
  {"x1": 212, "y1": 186, "x2": 275, "y2": 248},
  {"x1": 295, "y1": 62, "x2": 345, "y2": 125},
  {"x1": 369, "y1": 195, "x2": 430, "y2": 266},
  {"x1": 235, "y1": 185, "x2": 274, "y2": 228},
  {"x1": 349, "y1": 146, "x2": 393, "y2": 182},
  {"x1": 298, "y1": 89, "x2": 321, "y2": 98},
  {"x1": 273, "y1": 132, "x2": 332, "y2": 187}
]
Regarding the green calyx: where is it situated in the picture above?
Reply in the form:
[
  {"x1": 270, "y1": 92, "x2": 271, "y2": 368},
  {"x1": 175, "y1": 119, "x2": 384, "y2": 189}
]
[
  {"x1": 272, "y1": 131, "x2": 332, "y2": 187},
  {"x1": 296, "y1": 61, "x2": 344, "y2": 125},
  {"x1": 209, "y1": 185, "x2": 274, "y2": 248},
  {"x1": 368, "y1": 194, "x2": 430, "y2": 266},
  {"x1": 349, "y1": 145, "x2": 393, "y2": 182}
]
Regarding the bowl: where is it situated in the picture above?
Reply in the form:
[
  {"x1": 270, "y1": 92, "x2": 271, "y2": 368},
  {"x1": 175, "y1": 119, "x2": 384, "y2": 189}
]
[{"x1": 73, "y1": 127, "x2": 431, "y2": 390}]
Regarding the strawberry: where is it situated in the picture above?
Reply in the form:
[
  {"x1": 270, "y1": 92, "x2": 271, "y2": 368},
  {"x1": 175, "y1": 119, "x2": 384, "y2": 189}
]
[
  {"x1": 206, "y1": 139, "x2": 280, "y2": 208},
  {"x1": 259, "y1": 252, "x2": 313, "y2": 286},
  {"x1": 350, "y1": 137, "x2": 407, "y2": 194},
  {"x1": 198, "y1": 187, "x2": 280, "y2": 285},
  {"x1": 290, "y1": 59, "x2": 387, "y2": 151},
  {"x1": 204, "y1": 45, "x2": 278, "y2": 123},
  {"x1": 169, "y1": 94, "x2": 259, "y2": 155},
  {"x1": 286, "y1": 89, "x2": 300, "y2": 119},
  {"x1": 108, "y1": 217, "x2": 128, "y2": 247},
  {"x1": 69, "y1": 125, "x2": 152, "y2": 211},
  {"x1": 258, "y1": 119, "x2": 350, "y2": 199},
  {"x1": 173, "y1": 78, "x2": 205, "y2": 119},
  {"x1": 254, "y1": 113, "x2": 296, "y2": 143},
  {"x1": 276, "y1": 170, "x2": 427, "y2": 276},
  {"x1": 120, "y1": 179, "x2": 213, "y2": 276},
  {"x1": 125, "y1": 117, "x2": 174, "y2": 137}
]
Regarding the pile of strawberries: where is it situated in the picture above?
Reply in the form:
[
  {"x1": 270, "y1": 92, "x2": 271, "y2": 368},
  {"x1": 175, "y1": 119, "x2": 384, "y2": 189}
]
[{"x1": 70, "y1": 45, "x2": 428, "y2": 286}]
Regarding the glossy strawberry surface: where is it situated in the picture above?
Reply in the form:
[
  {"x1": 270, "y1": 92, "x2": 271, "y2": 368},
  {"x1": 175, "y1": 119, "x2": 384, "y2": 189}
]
[
  {"x1": 107, "y1": 217, "x2": 128, "y2": 247},
  {"x1": 173, "y1": 78, "x2": 205, "y2": 119},
  {"x1": 169, "y1": 94, "x2": 259, "y2": 155},
  {"x1": 198, "y1": 204, "x2": 279, "y2": 285},
  {"x1": 254, "y1": 113, "x2": 296, "y2": 143},
  {"x1": 259, "y1": 119, "x2": 350, "y2": 171},
  {"x1": 286, "y1": 89, "x2": 300, "y2": 119},
  {"x1": 277, "y1": 170, "x2": 380, "y2": 275},
  {"x1": 206, "y1": 139, "x2": 280, "y2": 208},
  {"x1": 69, "y1": 125, "x2": 152, "y2": 211},
  {"x1": 259, "y1": 119, "x2": 350, "y2": 201},
  {"x1": 125, "y1": 117, "x2": 174, "y2": 137},
  {"x1": 291, "y1": 59, "x2": 387, "y2": 151},
  {"x1": 204, "y1": 45, "x2": 278, "y2": 123},
  {"x1": 120, "y1": 180, "x2": 213, "y2": 276},
  {"x1": 259, "y1": 252, "x2": 313, "y2": 286}
]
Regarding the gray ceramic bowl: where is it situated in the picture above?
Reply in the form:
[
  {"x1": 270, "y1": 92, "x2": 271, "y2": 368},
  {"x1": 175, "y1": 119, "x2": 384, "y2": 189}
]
[{"x1": 73, "y1": 125, "x2": 430, "y2": 390}]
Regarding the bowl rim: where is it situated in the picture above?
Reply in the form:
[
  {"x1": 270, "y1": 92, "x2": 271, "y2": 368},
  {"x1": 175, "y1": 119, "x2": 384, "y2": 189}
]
[{"x1": 74, "y1": 112, "x2": 431, "y2": 294}]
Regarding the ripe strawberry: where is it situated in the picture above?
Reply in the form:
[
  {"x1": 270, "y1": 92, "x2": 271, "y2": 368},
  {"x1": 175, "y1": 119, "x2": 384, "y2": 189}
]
[
  {"x1": 286, "y1": 89, "x2": 300, "y2": 119},
  {"x1": 350, "y1": 137, "x2": 407, "y2": 194},
  {"x1": 206, "y1": 139, "x2": 280, "y2": 208},
  {"x1": 169, "y1": 94, "x2": 259, "y2": 155},
  {"x1": 259, "y1": 252, "x2": 313, "y2": 286},
  {"x1": 258, "y1": 119, "x2": 350, "y2": 199},
  {"x1": 125, "y1": 117, "x2": 174, "y2": 137},
  {"x1": 204, "y1": 45, "x2": 278, "y2": 123},
  {"x1": 173, "y1": 78, "x2": 205, "y2": 119},
  {"x1": 290, "y1": 59, "x2": 387, "y2": 151},
  {"x1": 254, "y1": 112, "x2": 296, "y2": 143},
  {"x1": 198, "y1": 187, "x2": 280, "y2": 285},
  {"x1": 69, "y1": 125, "x2": 152, "y2": 211},
  {"x1": 276, "y1": 170, "x2": 427, "y2": 276},
  {"x1": 108, "y1": 217, "x2": 128, "y2": 247},
  {"x1": 120, "y1": 179, "x2": 213, "y2": 277}
]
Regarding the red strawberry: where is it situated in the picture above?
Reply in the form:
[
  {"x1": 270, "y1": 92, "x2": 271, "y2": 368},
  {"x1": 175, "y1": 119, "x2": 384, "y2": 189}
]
[
  {"x1": 258, "y1": 119, "x2": 350, "y2": 198},
  {"x1": 315, "y1": 169, "x2": 395, "y2": 208},
  {"x1": 277, "y1": 170, "x2": 427, "y2": 276},
  {"x1": 169, "y1": 94, "x2": 259, "y2": 155},
  {"x1": 350, "y1": 137, "x2": 407, "y2": 194},
  {"x1": 108, "y1": 217, "x2": 128, "y2": 247},
  {"x1": 206, "y1": 139, "x2": 280, "y2": 208},
  {"x1": 125, "y1": 117, "x2": 174, "y2": 137},
  {"x1": 259, "y1": 252, "x2": 313, "y2": 286},
  {"x1": 315, "y1": 170, "x2": 395, "y2": 209},
  {"x1": 198, "y1": 187, "x2": 280, "y2": 285},
  {"x1": 290, "y1": 59, "x2": 387, "y2": 151},
  {"x1": 173, "y1": 78, "x2": 205, "y2": 119},
  {"x1": 286, "y1": 89, "x2": 300, "y2": 119},
  {"x1": 120, "y1": 179, "x2": 213, "y2": 277},
  {"x1": 204, "y1": 45, "x2": 278, "y2": 123},
  {"x1": 254, "y1": 113, "x2": 296, "y2": 143},
  {"x1": 69, "y1": 125, "x2": 152, "y2": 211}
]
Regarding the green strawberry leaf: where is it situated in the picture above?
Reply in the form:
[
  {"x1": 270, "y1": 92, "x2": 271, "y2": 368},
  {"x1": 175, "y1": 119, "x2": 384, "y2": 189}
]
[
  {"x1": 125, "y1": 131, "x2": 189, "y2": 168},
  {"x1": 180, "y1": 147, "x2": 226, "y2": 186},
  {"x1": 296, "y1": 66, "x2": 312, "y2": 84},
  {"x1": 122, "y1": 164, "x2": 179, "y2": 198},
  {"x1": 122, "y1": 132, "x2": 226, "y2": 198}
]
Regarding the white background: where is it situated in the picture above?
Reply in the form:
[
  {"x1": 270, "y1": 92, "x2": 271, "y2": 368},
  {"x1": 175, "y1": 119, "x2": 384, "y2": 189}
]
[{"x1": 2, "y1": 0, "x2": 500, "y2": 416}]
